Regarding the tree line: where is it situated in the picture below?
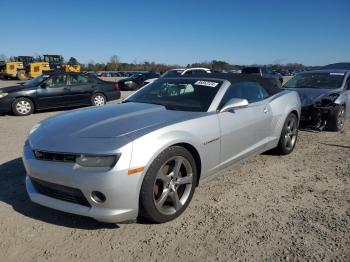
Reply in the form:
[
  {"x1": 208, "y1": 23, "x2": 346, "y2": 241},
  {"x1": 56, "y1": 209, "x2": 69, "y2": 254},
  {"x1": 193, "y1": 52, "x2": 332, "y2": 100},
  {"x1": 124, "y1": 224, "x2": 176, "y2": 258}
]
[{"x1": 0, "y1": 53, "x2": 312, "y2": 73}]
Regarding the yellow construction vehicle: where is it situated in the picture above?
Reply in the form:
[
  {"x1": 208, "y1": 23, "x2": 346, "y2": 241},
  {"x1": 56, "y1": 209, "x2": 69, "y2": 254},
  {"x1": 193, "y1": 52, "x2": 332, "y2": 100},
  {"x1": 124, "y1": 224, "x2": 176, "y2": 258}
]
[
  {"x1": 16, "y1": 54, "x2": 81, "y2": 80},
  {"x1": 43, "y1": 54, "x2": 80, "y2": 72},
  {"x1": 0, "y1": 56, "x2": 34, "y2": 79}
]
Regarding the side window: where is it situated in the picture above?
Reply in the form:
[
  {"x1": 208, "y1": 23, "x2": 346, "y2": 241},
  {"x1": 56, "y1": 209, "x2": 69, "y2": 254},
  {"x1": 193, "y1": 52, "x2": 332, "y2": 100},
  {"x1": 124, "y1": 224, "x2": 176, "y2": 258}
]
[
  {"x1": 68, "y1": 74, "x2": 89, "y2": 85},
  {"x1": 45, "y1": 75, "x2": 66, "y2": 88},
  {"x1": 221, "y1": 82, "x2": 270, "y2": 106}
]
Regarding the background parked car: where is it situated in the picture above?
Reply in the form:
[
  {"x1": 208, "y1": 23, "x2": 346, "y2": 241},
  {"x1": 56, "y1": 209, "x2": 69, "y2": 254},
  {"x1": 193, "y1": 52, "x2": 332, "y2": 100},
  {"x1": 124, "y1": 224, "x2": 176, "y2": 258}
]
[
  {"x1": 144, "y1": 68, "x2": 212, "y2": 84},
  {"x1": 283, "y1": 69, "x2": 350, "y2": 131},
  {"x1": 116, "y1": 71, "x2": 160, "y2": 90},
  {"x1": 242, "y1": 66, "x2": 283, "y2": 85},
  {"x1": 0, "y1": 72, "x2": 121, "y2": 116}
]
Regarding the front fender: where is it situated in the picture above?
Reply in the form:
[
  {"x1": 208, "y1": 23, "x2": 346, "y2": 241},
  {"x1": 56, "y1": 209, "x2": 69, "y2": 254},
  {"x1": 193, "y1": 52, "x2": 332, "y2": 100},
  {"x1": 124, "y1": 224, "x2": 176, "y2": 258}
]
[
  {"x1": 334, "y1": 92, "x2": 348, "y2": 105},
  {"x1": 129, "y1": 129, "x2": 203, "y2": 198}
]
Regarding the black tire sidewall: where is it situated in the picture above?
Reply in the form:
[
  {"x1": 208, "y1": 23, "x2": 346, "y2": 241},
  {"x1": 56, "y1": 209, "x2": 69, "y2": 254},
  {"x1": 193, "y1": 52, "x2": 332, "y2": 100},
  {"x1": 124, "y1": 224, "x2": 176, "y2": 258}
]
[
  {"x1": 12, "y1": 98, "x2": 34, "y2": 116},
  {"x1": 91, "y1": 93, "x2": 106, "y2": 106},
  {"x1": 139, "y1": 146, "x2": 197, "y2": 223}
]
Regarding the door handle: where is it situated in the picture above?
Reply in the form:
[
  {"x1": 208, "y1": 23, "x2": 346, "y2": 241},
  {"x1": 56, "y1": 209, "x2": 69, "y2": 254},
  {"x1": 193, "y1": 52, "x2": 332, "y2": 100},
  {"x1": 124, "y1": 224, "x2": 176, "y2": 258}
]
[{"x1": 263, "y1": 107, "x2": 269, "y2": 114}]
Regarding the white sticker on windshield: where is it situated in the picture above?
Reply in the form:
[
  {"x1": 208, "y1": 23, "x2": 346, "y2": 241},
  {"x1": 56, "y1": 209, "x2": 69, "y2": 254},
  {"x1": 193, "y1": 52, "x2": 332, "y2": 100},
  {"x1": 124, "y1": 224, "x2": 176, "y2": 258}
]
[
  {"x1": 195, "y1": 80, "x2": 219, "y2": 87},
  {"x1": 330, "y1": 72, "x2": 344, "y2": 76}
]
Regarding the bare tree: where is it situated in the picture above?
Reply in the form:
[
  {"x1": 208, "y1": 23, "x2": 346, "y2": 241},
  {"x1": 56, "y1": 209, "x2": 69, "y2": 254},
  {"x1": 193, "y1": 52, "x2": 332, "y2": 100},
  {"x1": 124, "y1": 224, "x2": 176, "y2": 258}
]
[{"x1": 109, "y1": 55, "x2": 120, "y2": 71}]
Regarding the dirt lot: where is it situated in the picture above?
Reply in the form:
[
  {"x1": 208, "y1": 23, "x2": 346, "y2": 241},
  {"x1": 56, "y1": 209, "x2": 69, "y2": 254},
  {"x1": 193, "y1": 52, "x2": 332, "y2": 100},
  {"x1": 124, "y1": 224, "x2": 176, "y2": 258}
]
[{"x1": 0, "y1": 79, "x2": 349, "y2": 261}]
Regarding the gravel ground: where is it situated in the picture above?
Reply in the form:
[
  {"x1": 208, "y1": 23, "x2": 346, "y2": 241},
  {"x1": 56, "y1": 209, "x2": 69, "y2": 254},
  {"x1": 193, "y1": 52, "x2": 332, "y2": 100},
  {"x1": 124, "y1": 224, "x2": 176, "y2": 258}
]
[{"x1": 0, "y1": 79, "x2": 349, "y2": 261}]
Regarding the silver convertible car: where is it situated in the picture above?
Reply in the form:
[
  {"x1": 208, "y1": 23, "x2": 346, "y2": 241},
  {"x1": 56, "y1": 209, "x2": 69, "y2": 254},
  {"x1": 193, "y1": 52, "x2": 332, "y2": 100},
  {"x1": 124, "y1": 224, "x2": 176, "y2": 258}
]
[{"x1": 23, "y1": 74, "x2": 301, "y2": 223}]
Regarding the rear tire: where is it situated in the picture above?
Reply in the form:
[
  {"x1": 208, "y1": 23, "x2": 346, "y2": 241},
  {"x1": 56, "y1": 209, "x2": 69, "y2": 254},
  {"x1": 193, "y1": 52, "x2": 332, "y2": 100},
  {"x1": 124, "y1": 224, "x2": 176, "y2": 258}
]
[
  {"x1": 327, "y1": 105, "x2": 345, "y2": 131},
  {"x1": 275, "y1": 113, "x2": 298, "y2": 155},
  {"x1": 139, "y1": 146, "x2": 197, "y2": 223},
  {"x1": 91, "y1": 93, "x2": 106, "y2": 106},
  {"x1": 12, "y1": 97, "x2": 34, "y2": 116}
]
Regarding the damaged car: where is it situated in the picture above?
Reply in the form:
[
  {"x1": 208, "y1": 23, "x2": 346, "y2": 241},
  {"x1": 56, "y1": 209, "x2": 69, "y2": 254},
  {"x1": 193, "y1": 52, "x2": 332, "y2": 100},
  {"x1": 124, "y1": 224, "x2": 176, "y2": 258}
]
[{"x1": 283, "y1": 69, "x2": 350, "y2": 131}]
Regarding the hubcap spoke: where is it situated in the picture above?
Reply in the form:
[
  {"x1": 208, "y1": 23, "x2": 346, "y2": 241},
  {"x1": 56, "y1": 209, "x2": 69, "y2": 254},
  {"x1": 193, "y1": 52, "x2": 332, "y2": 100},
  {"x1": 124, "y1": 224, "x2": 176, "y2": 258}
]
[
  {"x1": 169, "y1": 190, "x2": 182, "y2": 211},
  {"x1": 156, "y1": 170, "x2": 171, "y2": 183},
  {"x1": 285, "y1": 135, "x2": 292, "y2": 148},
  {"x1": 171, "y1": 158, "x2": 182, "y2": 179},
  {"x1": 175, "y1": 175, "x2": 193, "y2": 185},
  {"x1": 155, "y1": 188, "x2": 170, "y2": 209}
]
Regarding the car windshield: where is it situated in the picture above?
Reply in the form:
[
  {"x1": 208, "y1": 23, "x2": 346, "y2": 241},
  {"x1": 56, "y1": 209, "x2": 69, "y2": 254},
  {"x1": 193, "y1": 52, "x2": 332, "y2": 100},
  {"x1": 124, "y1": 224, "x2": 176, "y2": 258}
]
[
  {"x1": 23, "y1": 74, "x2": 50, "y2": 87},
  {"x1": 161, "y1": 70, "x2": 184, "y2": 77},
  {"x1": 125, "y1": 78, "x2": 223, "y2": 112},
  {"x1": 283, "y1": 73, "x2": 345, "y2": 89}
]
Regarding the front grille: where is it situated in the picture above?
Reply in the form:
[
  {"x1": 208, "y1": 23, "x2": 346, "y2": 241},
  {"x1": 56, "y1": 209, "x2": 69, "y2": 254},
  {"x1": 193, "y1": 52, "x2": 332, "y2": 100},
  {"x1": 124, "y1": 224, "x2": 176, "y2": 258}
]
[
  {"x1": 30, "y1": 177, "x2": 91, "y2": 207},
  {"x1": 34, "y1": 150, "x2": 76, "y2": 163}
]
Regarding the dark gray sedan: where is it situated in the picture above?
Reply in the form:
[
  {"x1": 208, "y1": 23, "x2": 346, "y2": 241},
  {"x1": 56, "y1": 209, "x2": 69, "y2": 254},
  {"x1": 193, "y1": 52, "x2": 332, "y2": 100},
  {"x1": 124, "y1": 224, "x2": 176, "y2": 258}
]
[
  {"x1": 283, "y1": 69, "x2": 350, "y2": 131},
  {"x1": 0, "y1": 72, "x2": 121, "y2": 116}
]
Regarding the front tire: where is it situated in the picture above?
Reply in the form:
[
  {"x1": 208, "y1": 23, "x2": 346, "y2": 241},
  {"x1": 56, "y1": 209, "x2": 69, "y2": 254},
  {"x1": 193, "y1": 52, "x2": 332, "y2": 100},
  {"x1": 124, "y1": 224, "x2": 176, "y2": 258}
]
[
  {"x1": 91, "y1": 93, "x2": 106, "y2": 106},
  {"x1": 139, "y1": 146, "x2": 197, "y2": 223},
  {"x1": 12, "y1": 97, "x2": 34, "y2": 116},
  {"x1": 275, "y1": 113, "x2": 298, "y2": 155},
  {"x1": 327, "y1": 105, "x2": 345, "y2": 131}
]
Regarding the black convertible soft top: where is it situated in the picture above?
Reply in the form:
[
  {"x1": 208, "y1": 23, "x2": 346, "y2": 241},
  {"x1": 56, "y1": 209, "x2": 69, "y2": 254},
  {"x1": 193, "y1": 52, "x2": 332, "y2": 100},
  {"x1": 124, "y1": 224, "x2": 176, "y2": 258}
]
[{"x1": 176, "y1": 73, "x2": 282, "y2": 95}]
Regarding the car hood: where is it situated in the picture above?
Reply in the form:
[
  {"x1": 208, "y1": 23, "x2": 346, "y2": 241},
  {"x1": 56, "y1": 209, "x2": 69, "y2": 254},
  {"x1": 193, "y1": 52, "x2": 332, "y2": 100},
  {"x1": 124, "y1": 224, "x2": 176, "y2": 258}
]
[
  {"x1": 39, "y1": 102, "x2": 202, "y2": 139},
  {"x1": 0, "y1": 84, "x2": 35, "y2": 93},
  {"x1": 283, "y1": 88, "x2": 340, "y2": 107}
]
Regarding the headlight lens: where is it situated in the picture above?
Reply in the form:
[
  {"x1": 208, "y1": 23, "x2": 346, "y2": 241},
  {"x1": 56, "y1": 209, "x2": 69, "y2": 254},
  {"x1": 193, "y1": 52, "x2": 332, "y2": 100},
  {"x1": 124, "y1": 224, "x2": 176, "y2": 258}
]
[
  {"x1": 315, "y1": 93, "x2": 339, "y2": 107},
  {"x1": 76, "y1": 154, "x2": 119, "y2": 168},
  {"x1": 0, "y1": 92, "x2": 8, "y2": 98}
]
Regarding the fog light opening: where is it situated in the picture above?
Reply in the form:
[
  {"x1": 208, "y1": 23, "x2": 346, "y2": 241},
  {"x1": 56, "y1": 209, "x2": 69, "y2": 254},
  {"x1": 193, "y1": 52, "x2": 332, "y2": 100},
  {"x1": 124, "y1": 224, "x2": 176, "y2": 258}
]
[{"x1": 91, "y1": 191, "x2": 106, "y2": 203}]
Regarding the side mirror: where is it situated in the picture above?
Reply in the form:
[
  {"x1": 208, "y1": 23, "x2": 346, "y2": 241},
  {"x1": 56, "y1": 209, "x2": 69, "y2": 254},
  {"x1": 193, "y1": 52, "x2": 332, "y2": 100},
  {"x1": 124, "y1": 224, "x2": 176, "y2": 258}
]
[
  {"x1": 40, "y1": 83, "x2": 47, "y2": 88},
  {"x1": 220, "y1": 98, "x2": 249, "y2": 113}
]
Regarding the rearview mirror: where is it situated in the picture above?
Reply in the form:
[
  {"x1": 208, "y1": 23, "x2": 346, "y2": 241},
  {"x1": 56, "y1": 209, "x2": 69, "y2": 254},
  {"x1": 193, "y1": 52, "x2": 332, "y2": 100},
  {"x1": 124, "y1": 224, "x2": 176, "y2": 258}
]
[{"x1": 220, "y1": 98, "x2": 249, "y2": 113}]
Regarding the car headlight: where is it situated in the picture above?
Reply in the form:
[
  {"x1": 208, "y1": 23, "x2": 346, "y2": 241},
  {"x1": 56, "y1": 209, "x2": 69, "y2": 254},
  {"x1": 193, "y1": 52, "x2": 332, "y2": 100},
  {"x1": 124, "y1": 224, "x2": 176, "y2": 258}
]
[
  {"x1": 315, "y1": 93, "x2": 339, "y2": 107},
  {"x1": 29, "y1": 123, "x2": 41, "y2": 135},
  {"x1": 0, "y1": 92, "x2": 8, "y2": 98},
  {"x1": 76, "y1": 154, "x2": 120, "y2": 168}
]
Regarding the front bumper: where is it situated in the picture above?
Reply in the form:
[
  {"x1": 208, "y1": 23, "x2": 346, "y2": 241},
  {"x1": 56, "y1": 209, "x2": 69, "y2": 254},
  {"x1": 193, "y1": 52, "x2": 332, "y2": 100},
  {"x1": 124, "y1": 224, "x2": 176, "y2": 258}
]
[
  {"x1": 300, "y1": 104, "x2": 334, "y2": 129},
  {"x1": 23, "y1": 140, "x2": 143, "y2": 223}
]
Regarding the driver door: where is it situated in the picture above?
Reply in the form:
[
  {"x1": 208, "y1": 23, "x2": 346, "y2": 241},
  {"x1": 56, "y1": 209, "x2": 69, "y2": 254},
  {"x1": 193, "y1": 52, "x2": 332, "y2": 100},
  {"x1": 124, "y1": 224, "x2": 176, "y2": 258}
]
[
  {"x1": 36, "y1": 74, "x2": 70, "y2": 109},
  {"x1": 218, "y1": 82, "x2": 273, "y2": 168}
]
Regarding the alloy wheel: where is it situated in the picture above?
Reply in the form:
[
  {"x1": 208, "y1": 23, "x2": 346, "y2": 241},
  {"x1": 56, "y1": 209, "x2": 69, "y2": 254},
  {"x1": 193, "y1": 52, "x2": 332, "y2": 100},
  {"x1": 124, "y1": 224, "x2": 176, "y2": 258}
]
[
  {"x1": 337, "y1": 107, "x2": 345, "y2": 130},
  {"x1": 153, "y1": 156, "x2": 193, "y2": 215},
  {"x1": 284, "y1": 117, "x2": 297, "y2": 151}
]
